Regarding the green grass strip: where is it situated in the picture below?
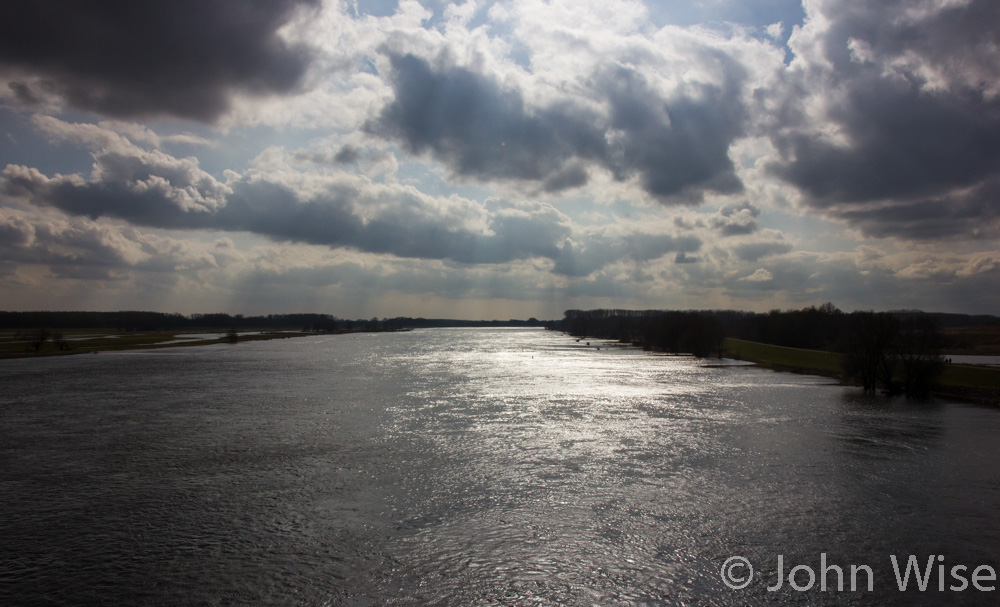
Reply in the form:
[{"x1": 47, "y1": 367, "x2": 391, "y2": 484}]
[
  {"x1": 723, "y1": 338, "x2": 843, "y2": 375},
  {"x1": 723, "y1": 337, "x2": 1000, "y2": 396}
]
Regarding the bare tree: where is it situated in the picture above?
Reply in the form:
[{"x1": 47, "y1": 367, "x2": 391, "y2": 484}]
[
  {"x1": 841, "y1": 312, "x2": 944, "y2": 397},
  {"x1": 30, "y1": 328, "x2": 51, "y2": 352},
  {"x1": 894, "y1": 316, "x2": 945, "y2": 398},
  {"x1": 841, "y1": 312, "x2": 898, "y2": 393},
  {"x1": 53, "y1": 331, "x2": 70, "y2": 351}
]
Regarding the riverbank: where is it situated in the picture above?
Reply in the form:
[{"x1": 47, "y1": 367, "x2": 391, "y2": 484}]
[
  {"x1": 0, "y1": 329, "x2": 329, "y2": 359},
  {"x1": 722, "y1": 337, "x2": 1000, "y2": 405}
]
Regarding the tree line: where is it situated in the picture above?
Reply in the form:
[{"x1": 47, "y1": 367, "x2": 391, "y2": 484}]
[
  {"x1": 0, "y1": 311, "x2": 347, "y2": 332},
  {"x1": 559, "y1": 309, "x2": 725, "y2": 357},
  {"x1": 0, "y1": 311, "x2": 549, "y2": 333},
  {"x1": 553, "y1": 305, "x2": 995, "y2": 398}
]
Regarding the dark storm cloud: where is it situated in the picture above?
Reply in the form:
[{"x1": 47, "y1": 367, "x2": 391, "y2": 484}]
[
  {"x1": 1, "y1": 164, "x2": 205, "y2": 229},
  {"x1": 595, "y1": 60, "x2": 746, "y2": 198},
  {"x1": 215, "y1": 184, "x2": 566, "y2": 265},
  {"x1": 5, "y1": 160, "x2": 677, "y2": 274},
  {"x1": 3, "y1": 153, "x2": 707, "y2": 276},
  {"x1": 369, "y1": 53, "x2": 747, "y2": 200},
  {"x1": 2, "y1": 166, "x2": 470, "y2": 261},
  {"x1": 542, "y1": 164, "x2": 589, "y2": 193},
  {"x1": 769, "y1": 0, "x2": 1000, "y2": 238},
  {"x1": 771, "y1": 79, "x2": 1000, "y2": 203},
  {"x1": 368, "y1": 53, "x2": 606, "y2": 187},
  {"x1": 0, "y1": 0, "x2": 319, "y2": 120},
  {"x1": 827, "y1": 177, "x2": 1000, "y2": 240}
]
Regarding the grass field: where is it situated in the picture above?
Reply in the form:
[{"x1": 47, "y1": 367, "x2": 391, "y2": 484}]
[
  {"x1": 722, "y1": 338, "x2": 843, "y2": 376},
  {"x1": 723, "y1": 337, "x2": 1000, "y2": 403},
  {"x1": 938, "y1": 363, "x2": 1000, "y2": 391}
]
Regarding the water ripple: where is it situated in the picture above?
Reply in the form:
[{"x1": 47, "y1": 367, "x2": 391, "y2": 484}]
[{"x1": 1, "y1": 329, "x2": 998, "y2": 606}]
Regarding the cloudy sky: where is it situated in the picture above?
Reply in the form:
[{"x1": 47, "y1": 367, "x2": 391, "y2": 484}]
[{"x1": 1, "y1": 0, "x2": 998, "y2": 318}]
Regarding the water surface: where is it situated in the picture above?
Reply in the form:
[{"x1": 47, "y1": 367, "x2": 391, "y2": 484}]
[{"x1": 1, "y1": 328, "x2": 997, "y2": 606}]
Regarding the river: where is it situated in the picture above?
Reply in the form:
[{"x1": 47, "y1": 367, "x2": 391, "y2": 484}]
[{"x1": 1, "y1": 328, "x2": 997, "y2": 606}]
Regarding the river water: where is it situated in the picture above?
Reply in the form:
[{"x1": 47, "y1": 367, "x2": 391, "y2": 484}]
[{"x1": 1, "y1": 328, "x2": 997, "y2": 606}]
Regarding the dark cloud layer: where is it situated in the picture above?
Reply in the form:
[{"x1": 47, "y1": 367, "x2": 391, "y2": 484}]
[
  {"x1": 770, "y1": 0, "x2": 1000, "y2": 239},
  {"x1": 773, "y1": 80, "x2": 1000, "y2": 204},
  {"x1": 596, "y1": 60, "x2": 746, "y2": 198},
  {"x1": 828, "y1": 177, "x2": 1000, "y2": 240},
  {"x1": 2, "y1": 161, "x2": 696, "y2": 276},
  {"x1": 369, "y1": 53, "x2": 606, "y2": 185},
  {"x1": 0, "y1": 0, "x2": 318, "y2": 120},
  {"x1": 370, "y1": 53, "x2": 746, "y2": 201}
]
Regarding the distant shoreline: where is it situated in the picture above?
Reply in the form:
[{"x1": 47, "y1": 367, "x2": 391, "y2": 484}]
[{"x1": 0, "y1": 329, "x2": 338, "y2": 360}]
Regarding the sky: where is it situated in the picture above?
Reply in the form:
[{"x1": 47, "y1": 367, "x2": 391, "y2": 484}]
[{"x1": 1, "y1": 0, "x2": 998, "y2": 319}]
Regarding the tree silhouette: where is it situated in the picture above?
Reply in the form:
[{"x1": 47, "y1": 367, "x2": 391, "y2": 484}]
[
  {"x1": 30, "y1": 328, "x2": 51, "y2": 352},
  {"x1": 893, "y1": 316, "x2": 945, "y2": 398},
  {"x1": 840, "y1": 311, "x2": 944, "y2": 397}
]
